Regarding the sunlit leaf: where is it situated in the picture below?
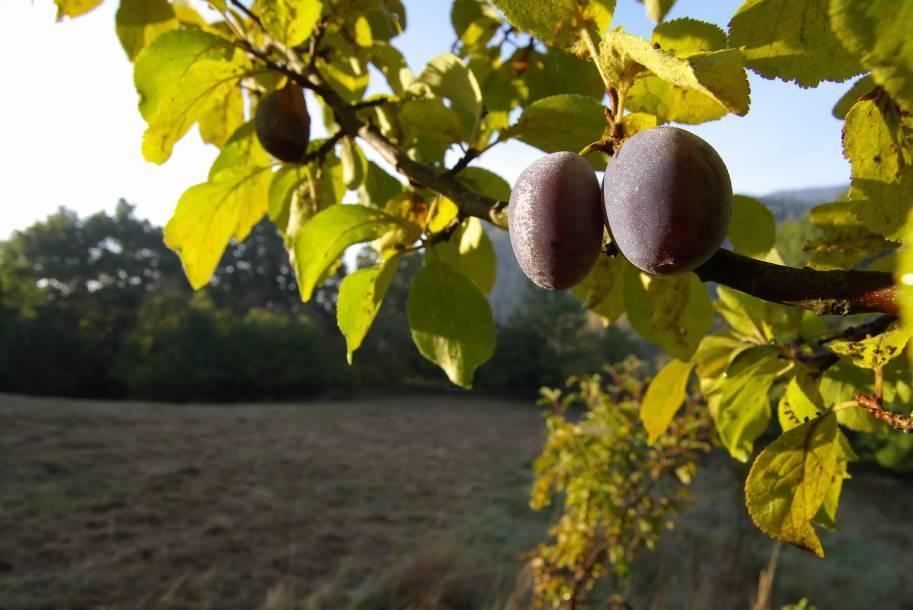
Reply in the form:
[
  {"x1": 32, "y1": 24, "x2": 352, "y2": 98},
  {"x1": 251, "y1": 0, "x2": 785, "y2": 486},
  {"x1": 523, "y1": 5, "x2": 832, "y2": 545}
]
[
  {"x1": 55, "y1": 0, "x2": 104, "y2": 20},
  {"x1": 433, "y1": 218, "x2": 497, "y2": 294},
  {"x1": 293, "y1": 205, "x2": 406, "y2": 302},
  {"x1": 745, "y1": 413, "x2": 839, "y2": 557},
  {"x1": 641, "y1": 359, "x2": 694, "y2": 443},
  {"x1": 256, "y1": 0, "x2": 323, "y2": 47},
  {"x1": 571, "y1": 254, "x2": 626, "y2": 325},
  {"x1": 828, "y1": 322, "x2": 912, "y2": 369},
  {"x1": 491, "y1": 0, "x2": 615, "y2": 54},
  {"x1": 115, "y1": 0, "x2": 177, "y2": 60},
  {"x1": 728, "y1": 0, "x2": 863, "y2": 87},
  {"x1": 728, "y1": 195, "x2": 776, "y2": 258},
  {"x1": 510, "y1": 94, "x2": 607, "y2": 163},
  {"x1": 338, "y1": 254, "x2": 402, "y2": 363}
]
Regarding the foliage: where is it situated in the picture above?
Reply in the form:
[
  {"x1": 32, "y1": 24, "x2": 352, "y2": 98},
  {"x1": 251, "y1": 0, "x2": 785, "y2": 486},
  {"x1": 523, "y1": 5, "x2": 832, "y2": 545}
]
[
  {"x1": 529, "y1": 360, "x2": 712, "y2": 609},
  {"x1": 52, "y1": 0, "x2": 913, "y2": 591}
]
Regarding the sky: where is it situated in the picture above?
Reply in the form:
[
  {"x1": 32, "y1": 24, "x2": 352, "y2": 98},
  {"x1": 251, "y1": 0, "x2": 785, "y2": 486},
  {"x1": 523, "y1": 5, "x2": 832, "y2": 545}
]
[{"x1": 0, "y1": 0, "x2": 857, "y2": 238}]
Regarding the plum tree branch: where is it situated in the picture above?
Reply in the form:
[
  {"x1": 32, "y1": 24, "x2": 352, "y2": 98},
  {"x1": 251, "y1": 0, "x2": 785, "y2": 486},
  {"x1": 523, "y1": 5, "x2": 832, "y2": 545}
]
[{"x1": 234, "y1": 16, "x2": 898, "y2": 317}]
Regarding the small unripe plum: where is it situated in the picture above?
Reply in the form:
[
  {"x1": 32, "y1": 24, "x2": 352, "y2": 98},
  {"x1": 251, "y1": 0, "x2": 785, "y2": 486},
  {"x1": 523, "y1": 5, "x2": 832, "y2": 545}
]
[
  {"x1": 508, "y1": 152, "x2": 603, "y2": 290},
  {"x1": 254, "y1": 84, "x2": 311, "y2": 163},
  {"x1": 603, "y1": 126, "x2": 732, "y2": 275}
]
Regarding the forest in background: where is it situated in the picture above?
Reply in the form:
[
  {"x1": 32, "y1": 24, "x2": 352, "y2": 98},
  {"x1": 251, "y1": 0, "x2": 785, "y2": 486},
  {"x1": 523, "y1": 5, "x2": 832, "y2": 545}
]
[{"x1": 0, "y1": 201, "x2": 639, "y2": 401}]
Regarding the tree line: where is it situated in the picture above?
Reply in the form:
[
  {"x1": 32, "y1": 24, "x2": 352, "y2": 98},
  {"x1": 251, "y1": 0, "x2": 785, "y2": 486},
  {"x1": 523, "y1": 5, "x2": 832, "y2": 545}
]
[{"x1": 0, "y1": 201, "x2": 639, "y2": 401}]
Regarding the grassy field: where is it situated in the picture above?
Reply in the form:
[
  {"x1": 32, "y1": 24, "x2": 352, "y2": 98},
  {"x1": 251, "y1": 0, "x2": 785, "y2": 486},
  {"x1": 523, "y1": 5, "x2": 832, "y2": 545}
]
[{"x1": 1, "y1": 393, "x2": 912, "y2": 610}]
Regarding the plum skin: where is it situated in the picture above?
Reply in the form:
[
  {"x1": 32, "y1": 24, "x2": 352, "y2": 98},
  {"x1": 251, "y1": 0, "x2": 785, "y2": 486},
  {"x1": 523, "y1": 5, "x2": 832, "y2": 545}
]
[
  {"x1": 603, "y1": 126, "x2": 732, "y2": 275},
  {"x1": 508, "y1": 152, "x2": 604, "y2": 291},
  {"x1": 254, "y1": 84, "x2": 311, "y2": 163}
]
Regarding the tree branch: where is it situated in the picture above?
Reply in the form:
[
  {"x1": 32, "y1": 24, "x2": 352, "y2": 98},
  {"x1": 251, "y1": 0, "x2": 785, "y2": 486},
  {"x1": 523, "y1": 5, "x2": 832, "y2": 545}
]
[
  {"x1": 694, "y1": 249, "x2": 897, "y2": 316},
  {"x1": 234, "y1": 21, "x2": 898, "y2": 317}
]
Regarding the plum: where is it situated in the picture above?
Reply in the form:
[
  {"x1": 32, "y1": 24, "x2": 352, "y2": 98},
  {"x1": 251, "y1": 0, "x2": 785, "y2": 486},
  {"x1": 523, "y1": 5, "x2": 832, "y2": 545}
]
[
  {"x1": 254, "y1": 83, "x2": 311, "y2": 163},
  {"x1": 603, "y1": 126, "x2": 731, "y2": 274},
  {"x1": 508, "y1": 152, "x2": 603, "y2": 290}
]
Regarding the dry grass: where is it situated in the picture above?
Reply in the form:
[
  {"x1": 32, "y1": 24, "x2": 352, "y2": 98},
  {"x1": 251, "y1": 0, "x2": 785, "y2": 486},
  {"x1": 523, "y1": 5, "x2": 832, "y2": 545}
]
[{"x1": 2, "y1": 393, "x2": 912, "y2": 610}]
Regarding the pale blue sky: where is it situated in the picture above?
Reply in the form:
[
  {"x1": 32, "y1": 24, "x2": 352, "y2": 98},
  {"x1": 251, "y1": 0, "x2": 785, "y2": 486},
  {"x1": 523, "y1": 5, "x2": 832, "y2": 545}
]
[{"x1": 0, "y1": 0, "x2": 854, "y2": 237}]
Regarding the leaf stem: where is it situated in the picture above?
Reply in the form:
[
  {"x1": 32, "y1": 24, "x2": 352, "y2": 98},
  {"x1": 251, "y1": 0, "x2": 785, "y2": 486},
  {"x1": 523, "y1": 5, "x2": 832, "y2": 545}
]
[{"x1": 579, "y1": 26, "x2": 610, "y2": 92}]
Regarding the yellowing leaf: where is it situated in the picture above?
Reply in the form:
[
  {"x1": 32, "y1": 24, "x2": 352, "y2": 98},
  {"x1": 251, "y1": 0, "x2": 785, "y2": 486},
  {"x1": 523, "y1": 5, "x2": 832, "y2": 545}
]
[
  {"x1": 164, "y1": 123, "x2": 272, "y2": 289},
  {"x1": 728, "y1": 0, "x2": 863, "y2": 88},
  {"x1": 433, "y1": 218, "x2": 497, "y2": 294},
  {"x1": 165, "y1": 167, "x2": 272, "y2": 289},
  {"x1": 55, "y1": 0, "x2": 104, "y2": 20},
  {"x1": 115, "y1": 0, "x2": 177, "y2": 60},
  {"x1": 728, "y1": 195, "x2": 776, "y2": 258},
  {"x1": 806, "y1": 200, "x2": 893, "y2": 269},
  {"x1": 641, "y1": 359, "x2": 694, "y2": 443},
  {"x1": 778, "y1": 375, "x2": 824, "y2": 432},
  {"x1": 293, "y1": 205, "x2": 405, "y2": 302},
  {"x1": 337, "y1": 254, "x2": 402, "y2": 363},
  {"x1": 370, "y1": 42, "x2": 414, "y2": 94},
  {"x1": 745, "y1": 413, "x2": 839, "y2": 557},
  {"x1": 407, "y1": 257, "x2": 495, "y2": 388},
  {"x1": 257, "y1": 0, "x2": 323, "y2": 47},
  {"x1": 693, "y1": 333, "x2": 744, "y2": 381},
  {"x1": 832, "y1": 75, "x2": 875, "y2": 120},
  {"x1": 142, "y1": 59, "x2": 248, "y2": 164},
  {"x1": 623, "y1": 267, "x2": 714, "y2": 361},
  {"x1": 828, "y1": 322, "x2": 912, "y2": 369},
  {"x1": 639, "y1": 0, "x2": 675, "y2": 23},
  {"x1": 830, "y1": 0, "x2": 913, "y2": 111},
  {"x1": 353, "y1": 15, "x2": 374, "y2": 47},
  {"x1": 198, "y1": 85, "x2": 245, "y2": 148}
]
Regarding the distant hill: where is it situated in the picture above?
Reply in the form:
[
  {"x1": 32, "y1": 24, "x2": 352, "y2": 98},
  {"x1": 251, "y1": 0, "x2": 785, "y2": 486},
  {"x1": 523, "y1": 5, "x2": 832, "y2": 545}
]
[
  {"x1": 488, "y1": 184, "x2": 848, "y2": 322},
  {"x1": 758, "y1": 184, "x2": 847, "y2": 221}
]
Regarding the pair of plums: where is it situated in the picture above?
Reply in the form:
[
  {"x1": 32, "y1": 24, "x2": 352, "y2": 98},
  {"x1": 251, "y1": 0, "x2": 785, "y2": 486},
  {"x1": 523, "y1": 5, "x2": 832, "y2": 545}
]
[{"x1": 508, "y1": 127, "x2": 732, "y2": 290}]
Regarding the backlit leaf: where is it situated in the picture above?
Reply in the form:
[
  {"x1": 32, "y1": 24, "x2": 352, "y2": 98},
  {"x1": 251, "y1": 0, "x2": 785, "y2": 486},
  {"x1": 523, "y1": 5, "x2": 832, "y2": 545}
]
[
  {"x1": 652, "y1": 18, "x2": 726, "y2": 54},
  {"x1": 55, "y1": 0, "x2": 104, "y2": 20},
  {"x1": 491, "y1": 0, "x2": 615, "y2": 54},
  {"x1": 830, "y1": 0, "x2": 913, "y2": 111},
  {"x1": 828, "y1": 322, "x2": 912, "y2": 369},
  {"x1": 433, "y1": 218, "x2": 497, "y2": 294},
  {"x1": 115, "y1": 0, "x2": 177, "y2": 60},
  {"x1": 338, "y1": 254, "x2": 402, "y2": 363},
  {"x1": 728, "y1": 0, "x2": 863, "y2": 87},
  {"x1": 407, "y1": 256, "x2": 496, "y2": 388},
  {"x1": 571, "y1": 254, "x2": 626, "y2": 325},
  {"x1": 511, "y1": 94, "x2": 607, "y2": 162},
  {"x1": 256, "y1": 0, "x2": 323, "y2": 47},
  {"x1": 294, "y1": 205, "x2": 405, "y2": 302}
]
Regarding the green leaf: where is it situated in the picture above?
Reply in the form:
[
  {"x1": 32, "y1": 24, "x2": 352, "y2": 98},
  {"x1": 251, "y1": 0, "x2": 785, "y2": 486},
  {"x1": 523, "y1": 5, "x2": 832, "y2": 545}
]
[
  {"x1": 715, "y1": 285, "x2": 772, "y2": 342},
  {"x1": 142, "y1": 58, "x2": 248, "y2": 164},
  {"x1": 745, "y1": 413, "x2": 839, "y2": 557},
  {"x1": 55, "y1": 0, "x2": 104, "y2": 20},
  {"x1": 830, "y1": 0, "x2": 913, "y2": 111},
  {"x1": 411, "y1": 53, "x2": 483, "y2": 140},
  {"x1": 337, "y1": 254, "x2": 402, "y2": 363},
  {"x1": 511, "y1": 94, "x2": 607, "y2": 160},
  {"x1": 652, "y1": 18, "x2": 726, "y2": 54},
  {"x1": 819, "y1": 359, "x2": 886, "y2": 432},
  {"x1": 711, "y1": 347, "x2": 783, "y2": 461},
  {"x1": 728, "y1": 195, "x2": 776, "y2": 258},
  {"x1": 293, "y1": 205, "x2": 405, "y2": 302},
  {"x1": 828, "y1": 322, "x2": 912, "y2": 369},
  {"x1": 359, "y1": 161, "x2": 403, "y2": 208},
  {"x1": 491, "y1": 0, "x2": 615, "y2": 54},
  {"x1": 728, "y1": 0, "x2": 863, "y2": 88},
  {"x1": 163, "y1": 123, "x2": 273, "y2": 289},
  {"x1": 370, "y1": 42, "x2": 414, "y2": 94},
  {"x1": 451, "y1": 0, "x2": 502, "y2": 49},
  {"x1": 778, "y1": 375, "x2": 824, "y2": 432},
  {"x1": 623, "y1": 267, "x2": 714, "y2": 361},
  {"x1": 407, "y1": 256, "x2": 496, "y2": 388},
  {"x1": 340, "y1": 138, "x2": 367, "y2": 189},
  {"x1": 601, "y1": 30, "x2": 749, "y2": 122},
  {"x1": 400, "y1": 98, "x2": 464, "y2": 162},
  {"x1": 571, "y1": 254, "x2": 626, "y2": 325},
  {"x1": 832, "y1": 75, "x2": 875, "y2": 119},
  {"x1": 693, "y1": 333, "x2": 745, "y2": 381},
  {"x1": 641, "y1": 359, "x2": 694, "y2": 443},
  {"x1": 639, "y1": 0, "x2": 675, "y2": 23},
  {"x1": 806, "y1": 200, "x2": 893, "y2": 269},
  {"x1": 432, "y1": 218, "x2": 496, "y2": 294},
  {"x1": 256, "y1": 0, "x2": 323, "y2": 47},
  {"x1": 115, "y1": 0, "x2": 177, "y2": 60},
  {"x1": 457, "y1": 167, "x2": 511, "y2": 202},
  {"x1": 134, "y1": 29, "x2": 235, "y2": 122}
]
